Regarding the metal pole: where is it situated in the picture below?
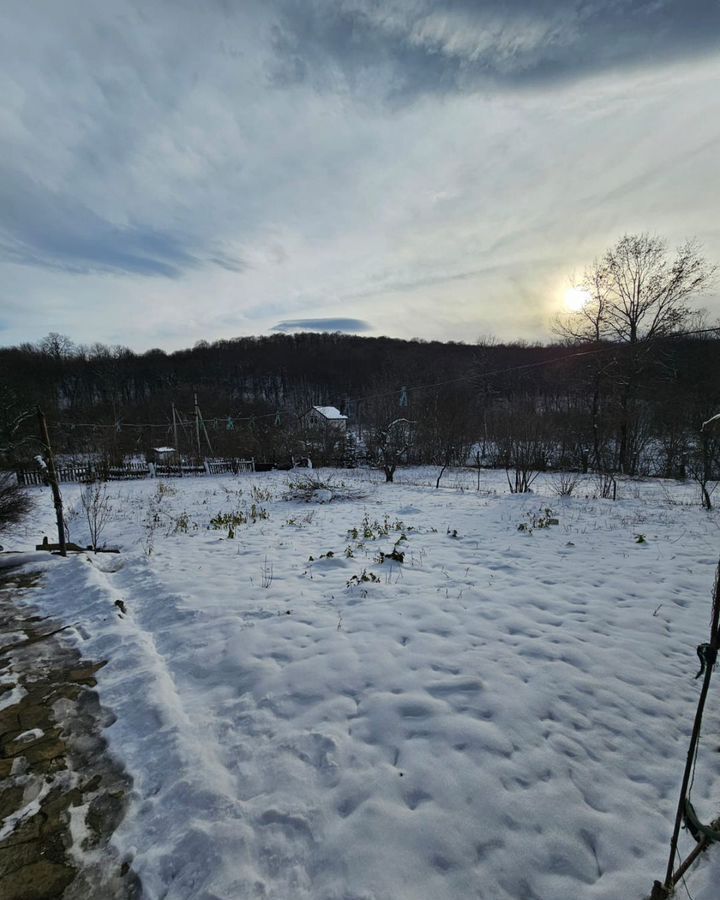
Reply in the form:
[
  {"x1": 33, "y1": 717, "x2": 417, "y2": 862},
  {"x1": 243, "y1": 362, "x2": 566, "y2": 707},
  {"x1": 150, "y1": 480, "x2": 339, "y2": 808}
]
[
  {"x1": 663, "y1": 564, "x2": 720, "y2": 889},
  {"x1": 37, "y1": 407, "x2": 66, "y2": 557}
]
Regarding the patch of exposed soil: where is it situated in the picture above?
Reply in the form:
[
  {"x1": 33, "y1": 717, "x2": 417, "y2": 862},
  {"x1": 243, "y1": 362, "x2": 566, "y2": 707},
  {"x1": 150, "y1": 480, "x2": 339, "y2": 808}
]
[{"x1": 0, "y1": 566, "x2": 140, "y2": 899}]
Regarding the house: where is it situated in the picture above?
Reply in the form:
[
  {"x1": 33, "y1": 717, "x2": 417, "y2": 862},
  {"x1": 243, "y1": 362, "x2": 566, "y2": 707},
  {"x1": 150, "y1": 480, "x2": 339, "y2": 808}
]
[
  {"x1": 301, "y1": 406, "x2": 348, "y2": 431},
  {"x1": 149, "y1": 446, "x2": 176, "y2": 462}
]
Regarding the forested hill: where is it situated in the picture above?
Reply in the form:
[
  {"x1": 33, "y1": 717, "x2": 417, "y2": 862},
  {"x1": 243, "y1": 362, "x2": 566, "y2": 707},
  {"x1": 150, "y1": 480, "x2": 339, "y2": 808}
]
[
  {"x1": 1, "y1": 331, "x2": 573, "y2": 423},
  {"x1": 1, "y1": 330, "x2": 719, "y2": 475}
]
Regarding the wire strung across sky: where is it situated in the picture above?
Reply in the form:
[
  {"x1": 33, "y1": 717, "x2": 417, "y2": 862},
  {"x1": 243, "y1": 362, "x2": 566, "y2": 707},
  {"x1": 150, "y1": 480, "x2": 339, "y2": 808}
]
[{"x1": 47, "y1": 325, "x2": 720, "y2": 431}]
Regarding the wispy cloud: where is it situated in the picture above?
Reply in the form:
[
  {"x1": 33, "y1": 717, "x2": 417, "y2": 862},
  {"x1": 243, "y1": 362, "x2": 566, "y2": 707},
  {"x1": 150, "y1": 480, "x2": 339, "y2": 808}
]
[
  {"x1": 0, "y1": 165, "x2": 199, "y2": 277},
  {"x1": 0, "y1": 2, "x2": 718, "y2": 350},
  {"x1": 269, "y1": 1, "x2": 720, "y2": 102}
]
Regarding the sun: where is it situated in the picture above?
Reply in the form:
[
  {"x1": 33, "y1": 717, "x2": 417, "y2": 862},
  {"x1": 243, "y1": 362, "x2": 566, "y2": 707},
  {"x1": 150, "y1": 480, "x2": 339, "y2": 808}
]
[{"x1": 564, "y1": 287, "x2": 591, "y2": 312}]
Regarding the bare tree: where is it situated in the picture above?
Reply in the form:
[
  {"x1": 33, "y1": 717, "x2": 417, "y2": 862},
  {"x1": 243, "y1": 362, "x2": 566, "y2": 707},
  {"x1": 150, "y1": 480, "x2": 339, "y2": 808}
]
[
  {"x1": 557, "y1": 234, "x2": 715, "y2": 472},
  {"x1": 80, "y1": 481, "x2": 113, "y2": 551},
  {"x1": 558, "y1": 235, "x2": 713, "y2": 345},
  {"x1": 39, "y1": 332, "x2": 77, "y2": 359},
  {"x1": 369, "y1": 419, "x2": 414, "y2": 483}
]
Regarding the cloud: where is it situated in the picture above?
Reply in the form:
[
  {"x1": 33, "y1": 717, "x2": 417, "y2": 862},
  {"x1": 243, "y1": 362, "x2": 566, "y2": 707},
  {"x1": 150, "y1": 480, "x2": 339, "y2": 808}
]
[
  {"x1": 0, "y1": 2, "x2": 717, "y2": 351},
  {"x1": 271, "y1": 318, "x2": 372, "y2": 333},
  {"x1": 269, "y1": 1, "x2": 720, "y2": 102},
  {"x1": 0, "y1": 166, "x2": 200, "y2": 277}
]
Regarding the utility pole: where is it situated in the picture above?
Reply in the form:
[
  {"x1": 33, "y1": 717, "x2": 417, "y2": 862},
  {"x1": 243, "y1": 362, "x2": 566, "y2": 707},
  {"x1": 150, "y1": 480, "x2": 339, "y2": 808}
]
[
  {"x1": 194, "y1": 393, "x2": 202, "y2": 460},
  {"x1": 201, "y1": 415, "x2": 214, "y2": 458},
  {"x1": 192, "y1": 393, "x2": 214, "y2": 458},
  {"x1": 171, "y1": 402, "x2": 182, "y2": 476},
  {"x1": 172, "y1": 402, "x2": 179, "y2": 454},
  {"x1": 37, "y1": 407, "x2": 66, "y2": 557}
]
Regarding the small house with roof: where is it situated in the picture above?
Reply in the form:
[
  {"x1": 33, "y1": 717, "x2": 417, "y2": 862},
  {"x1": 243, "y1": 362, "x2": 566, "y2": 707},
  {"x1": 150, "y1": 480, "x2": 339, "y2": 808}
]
[{"x1": 301, "y1": 406, "x2": 348, "y2": 432}]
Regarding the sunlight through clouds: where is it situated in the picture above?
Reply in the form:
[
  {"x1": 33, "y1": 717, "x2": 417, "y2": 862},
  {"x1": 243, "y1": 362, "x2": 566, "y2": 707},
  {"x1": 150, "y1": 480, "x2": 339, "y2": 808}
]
[{"x1": 0, "y1": 1, "x2": 718, "y2": 349}]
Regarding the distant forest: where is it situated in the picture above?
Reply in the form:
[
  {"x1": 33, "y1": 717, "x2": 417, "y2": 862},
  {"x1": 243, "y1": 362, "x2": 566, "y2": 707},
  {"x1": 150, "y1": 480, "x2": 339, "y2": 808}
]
[{"x1": 2, "y1": 328, "x2": 719, "y2": 489}]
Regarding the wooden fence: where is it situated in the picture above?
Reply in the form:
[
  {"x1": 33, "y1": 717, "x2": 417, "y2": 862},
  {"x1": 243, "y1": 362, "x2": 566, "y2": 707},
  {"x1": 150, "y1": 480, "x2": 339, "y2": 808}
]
[
  {"x1": 16, "y1": 458, "x2": 254, "y2": 485},
  {"x1": 153, "y1": 463, "x2": 206, "y2": 477},
  {"x1": 205, "y1": 458, "x2": 255, "y2": 475}
]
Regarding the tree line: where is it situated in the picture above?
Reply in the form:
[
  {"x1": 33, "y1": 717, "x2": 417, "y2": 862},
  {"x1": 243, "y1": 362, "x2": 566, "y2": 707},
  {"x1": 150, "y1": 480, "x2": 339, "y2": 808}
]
[{"x1": 1, "y1": 234, "x2": 718, "y2": 500}]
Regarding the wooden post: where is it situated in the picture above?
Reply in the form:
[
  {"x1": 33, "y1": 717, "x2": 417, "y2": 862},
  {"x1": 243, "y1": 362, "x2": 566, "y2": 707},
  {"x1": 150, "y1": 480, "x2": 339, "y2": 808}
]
[{"x1": 37, "y1": 407, "x2": 66, "y2": 557}]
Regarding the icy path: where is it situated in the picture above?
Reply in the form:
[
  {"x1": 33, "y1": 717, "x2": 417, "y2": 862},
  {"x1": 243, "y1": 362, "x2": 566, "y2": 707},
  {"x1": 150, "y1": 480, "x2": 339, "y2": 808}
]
[{"x1": 14, "y1": 472, "x2": 720, "y2": 899}]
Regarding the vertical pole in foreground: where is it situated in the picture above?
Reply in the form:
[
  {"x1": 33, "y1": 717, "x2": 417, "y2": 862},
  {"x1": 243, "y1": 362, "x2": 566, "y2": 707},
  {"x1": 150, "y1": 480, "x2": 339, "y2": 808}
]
[
  {"x1": 663, "y1": 564, "x2": 720, "y2": 890},
  {"x1": 37, "y1": 406, "x2": 66, "y2": 557}
]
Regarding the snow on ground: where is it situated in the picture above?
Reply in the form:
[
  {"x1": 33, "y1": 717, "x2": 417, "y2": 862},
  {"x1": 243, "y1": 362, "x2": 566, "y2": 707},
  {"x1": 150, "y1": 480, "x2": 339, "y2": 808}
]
[{"x1": 5, "y1": 467, "x2": 720, "y2": 899}]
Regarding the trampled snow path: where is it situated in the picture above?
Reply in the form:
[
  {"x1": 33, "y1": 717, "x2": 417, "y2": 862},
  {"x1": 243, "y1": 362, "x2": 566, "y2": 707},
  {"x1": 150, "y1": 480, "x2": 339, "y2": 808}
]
[{"x1": 7, "y1": 469, "x2": 720, "y2": 899}]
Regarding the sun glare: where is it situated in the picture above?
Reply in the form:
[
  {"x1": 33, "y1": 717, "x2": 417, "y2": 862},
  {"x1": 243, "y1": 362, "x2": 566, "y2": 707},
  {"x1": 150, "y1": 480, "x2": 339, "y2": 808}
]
[{"x1": 564, "y1": 287, "x2": 591, "y2": 312}]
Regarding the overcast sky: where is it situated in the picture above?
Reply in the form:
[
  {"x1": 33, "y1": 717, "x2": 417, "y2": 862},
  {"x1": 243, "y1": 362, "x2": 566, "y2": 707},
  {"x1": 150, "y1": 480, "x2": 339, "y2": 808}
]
[{"x1": 1, "y1": 1, "x2": 719, "y2": 351}]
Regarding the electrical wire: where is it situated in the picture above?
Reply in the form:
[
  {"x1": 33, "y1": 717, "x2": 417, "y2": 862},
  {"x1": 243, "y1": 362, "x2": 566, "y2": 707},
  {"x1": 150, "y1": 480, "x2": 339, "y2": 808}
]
[{"x1": 45, "y1": 324, "x2": 720, "y2": 431}]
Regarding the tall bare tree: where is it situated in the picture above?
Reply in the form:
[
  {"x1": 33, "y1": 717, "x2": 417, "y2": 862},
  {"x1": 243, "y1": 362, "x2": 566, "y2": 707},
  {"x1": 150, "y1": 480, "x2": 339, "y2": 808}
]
[{"x1": 557, "y1": 234, "x2": 715, "y2": 472}]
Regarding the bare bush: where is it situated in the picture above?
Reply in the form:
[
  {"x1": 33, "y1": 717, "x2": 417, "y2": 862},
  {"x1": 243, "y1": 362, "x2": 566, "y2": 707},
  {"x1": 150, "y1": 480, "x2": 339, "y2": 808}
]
[
  {"x1": 282, "y1": 474, "x2": 368, "y2": 503},
  {"x1": 595, "y1": 471, "x2": 617, "y2": 500},
  {"x1": 260, "y1": 556, "x2": 274, "y2": 589},
  {"x1": 551, "y1": 473, "x2": 582, "y2": 497},
  {"x1": 0, "y1": 473, "x2": 34, "y2": 533},
  {"x1": 494, "y1": 425, "x2": 551, "y2": 495},
  {"x1": 80, "y1": 481, "x2": 113, "y2": 551}
]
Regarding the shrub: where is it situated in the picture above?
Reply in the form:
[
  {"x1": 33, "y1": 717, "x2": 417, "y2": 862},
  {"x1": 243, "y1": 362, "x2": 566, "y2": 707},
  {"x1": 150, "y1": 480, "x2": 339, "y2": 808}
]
[
  {"x1": 80, "y1": 481, "x2": 113, "y2": 551},
  {"x1": 283, "y1": 475, "x2": 367, "y2": 503},
  {"x1": 0, "y1": 473, "x2": 35, "y2": 534},
  {"x1": 551, "y1": 473, "x2": 581, "y2": 497}
]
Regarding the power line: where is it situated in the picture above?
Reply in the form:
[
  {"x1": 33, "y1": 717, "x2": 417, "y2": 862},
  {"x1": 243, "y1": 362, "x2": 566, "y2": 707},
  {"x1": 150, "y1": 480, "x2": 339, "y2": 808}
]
[{"x1": 45, "y1": 324, "x2": 720, "y2": 431}]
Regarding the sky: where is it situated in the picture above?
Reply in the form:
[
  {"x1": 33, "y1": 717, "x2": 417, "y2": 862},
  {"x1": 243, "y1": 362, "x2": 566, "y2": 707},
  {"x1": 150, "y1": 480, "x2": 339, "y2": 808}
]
[{"x1": 1, "y1": 0, "x2": 719, "y2": 352}]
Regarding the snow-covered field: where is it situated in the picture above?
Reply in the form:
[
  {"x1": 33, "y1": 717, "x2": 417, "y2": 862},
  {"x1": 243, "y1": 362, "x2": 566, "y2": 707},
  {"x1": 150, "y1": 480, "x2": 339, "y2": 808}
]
[{"x1": 5, "y1": 467, "x2": 720, "y2": 900}]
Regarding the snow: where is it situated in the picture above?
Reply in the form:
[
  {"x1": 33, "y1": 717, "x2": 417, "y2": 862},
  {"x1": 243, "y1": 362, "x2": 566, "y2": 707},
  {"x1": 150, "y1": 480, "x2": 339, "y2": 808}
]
[
  {"x1": 14, "y1": 728, "x2": 44, "y2": 743},
  {"x1": 0, "y1": 551, "x2": 54, "y2": 570},
  {"x1": 311, "y1": 406, "x2": 347, "y2": 420},
  {"x1": 0, "y1": 683, "x2": 28, "y2": 711},
  {"x1": 7, "y1": 467, "x2": 720, "y2": 899},
  {"x1": 0, "y1": 777, "x2": 52, "y2": 840}
]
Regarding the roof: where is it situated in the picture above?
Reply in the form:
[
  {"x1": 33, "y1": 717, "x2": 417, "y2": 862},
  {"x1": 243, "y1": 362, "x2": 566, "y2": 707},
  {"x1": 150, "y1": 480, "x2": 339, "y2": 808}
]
[
  {"x1": 308, "y1": 406, "x2": 347, "y2": 420},
  {"x1": 152, "y1": 446, "x2": 176, "y2": 453}
]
